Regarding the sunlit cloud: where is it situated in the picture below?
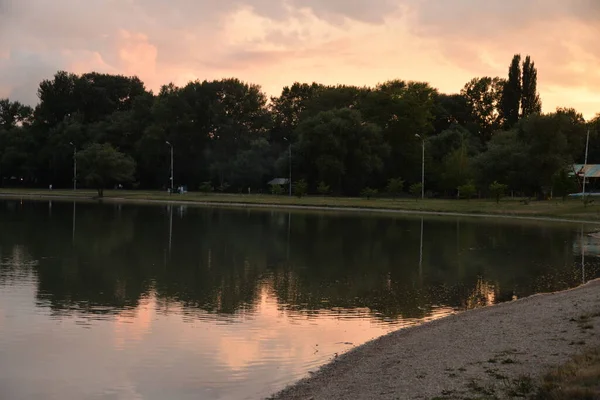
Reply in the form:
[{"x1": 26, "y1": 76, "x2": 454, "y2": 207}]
[{"x1": 0, "y1": 0, "x2": 598, "y2": 118}]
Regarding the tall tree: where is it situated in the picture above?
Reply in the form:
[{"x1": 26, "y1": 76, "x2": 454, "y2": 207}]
[
  {"x1": 500, "y1": 54, "x2": 522, "y2": 128},
  {"x1": 521, "y1": 55, "x2": 542, "y2": 117},
  {"x1": 461, "y1": 77, "x2": 504, "y2": 144}
]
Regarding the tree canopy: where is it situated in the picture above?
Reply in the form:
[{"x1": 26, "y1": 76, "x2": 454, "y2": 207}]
[
  {"x1": 0, "y1": 53, "x2": 595, "y2": 199},
  {"x1": 76, "y1": 143, "x2": 136, "y2": 197}
]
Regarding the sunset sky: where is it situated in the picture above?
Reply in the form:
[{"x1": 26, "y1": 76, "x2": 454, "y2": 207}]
[{"x1": 0, "y1": 0, "x2": 599, "y2": 119}]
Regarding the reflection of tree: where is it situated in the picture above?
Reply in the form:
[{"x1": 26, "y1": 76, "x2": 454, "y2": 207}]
[
  {"x1": 1, "y1": 200, "x2": 599, "y2": 323},
  {"x1": 465, "y1": 278, "x2": 497, "y2": 309}
]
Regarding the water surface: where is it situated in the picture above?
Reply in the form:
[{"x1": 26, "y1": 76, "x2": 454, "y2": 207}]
[{"x1": 0, "y1": 200, "x2": 598, "y2": 399}]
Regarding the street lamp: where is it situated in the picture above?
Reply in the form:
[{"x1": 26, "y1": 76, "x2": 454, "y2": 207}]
[
  {"x1": 415, "y1": 134, "x2": 425, "y2": 200},
  {"x1": 283, "y1": 137, "x2": 292, "y2": 197},
  {"x1": 165, "y1": 141, "x2": 174, "y2": 193},
  {"x1": 582, "y1": 129, "x2": 590, "y2": 203},
  {"x1": 69, "y1": 142, "x2": 76, "y2": 190}
]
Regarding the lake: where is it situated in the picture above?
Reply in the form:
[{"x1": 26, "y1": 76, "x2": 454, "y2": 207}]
[{"x1": 0, "y1": 199, "x2": 598, "y2": 400}]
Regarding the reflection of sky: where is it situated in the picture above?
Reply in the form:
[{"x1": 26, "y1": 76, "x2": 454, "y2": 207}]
[
  {"x1": 1, "y1": 204, "x2": 599, "y2": 400},
  {"x1": 0, "y1": 270, "x2": 453, "y2": 400}
]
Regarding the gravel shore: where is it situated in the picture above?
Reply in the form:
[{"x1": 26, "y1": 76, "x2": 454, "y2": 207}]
[{"x1": 269, "y1": 279, "x2": 600, "y2": 400}]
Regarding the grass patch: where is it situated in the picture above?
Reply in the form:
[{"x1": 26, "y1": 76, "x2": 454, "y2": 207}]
[
  {"x1": 536, "y1": 347, "x2": 600, "y2": 399},
  {"x1": 505, "y1": 375, "x2": 535, "y2": 397},
  {"x1": 2, "y1": 188, "x2": 600, "y2": 222}
]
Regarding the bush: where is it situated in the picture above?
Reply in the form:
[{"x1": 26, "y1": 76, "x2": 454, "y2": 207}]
[
  {"x1": 489, "y1": 181, "x2": 508, "y2": 203},
  {"x1": 386, "y1": 177, "x2": 404, "y2": 199},
  {"x1": 294, "y1": 179, "x2": 308, "y2": 198},
  {"x1": 409, "y1": 183, "x2": 423, "y2": 200},
  {"x1": 199, "y1": 181, "x2": 213, "y2": 193},
  {"x1": 552, "y1": 168, "x2": 577, "y2": 201},
  {"x1": 317, "y1": 181, "x2": 331, "y2": 196},
  {"x1": 361, "y1": 187, "x2": 378, "y2": 199},
  {"x1": 270, "y1": 184, "x2": 284, "y2": 195},
  {"x1": 217, "y1": 182, "x2": 230, "y2": 192},
  {"x1": 458, "y1": 183, "x2": 476, "y2": 200}
]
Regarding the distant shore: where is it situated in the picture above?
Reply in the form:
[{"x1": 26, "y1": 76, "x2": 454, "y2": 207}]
[
  {"x1": 0, "y1": 189, "x2": 600, "y2": 223},
  {"x1": 2, "y1": 188, "x2": 600, "y2": 223},
  {"x1": 269, "y1": 279, "x2": 600, "y2": 400}
]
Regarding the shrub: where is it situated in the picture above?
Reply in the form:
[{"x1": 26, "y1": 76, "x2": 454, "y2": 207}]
[
  {"x1": 361, "y1": 187, "x2": 378, "y2": 199},
  {"x1": 294, "y1": 179, "x2": 308, "y2": 198},
  {"x1": 489, "y1": 181, "x2": 508, "y2": 203},
  {"x1": 199, "y1": 181, "x2": 213, "y2": 193},
  {"x1": 386, "y1": 177, "x2": 405, "y2": 199},
  {"x1": 458, "y1": 183, "x2": 476, "y2": 200},
  {"x1": 317, "y1": 181, "x2": 331, "y2": 196},
  {"x1": 270, "y1": 184, "x2": 284, "y2": 195},
  {"x1": 217, "y1": 182, "x2": 230, "y2": 192},
  {"x1": 409, "y1": 183, "x2": 423, "y2": 200}
]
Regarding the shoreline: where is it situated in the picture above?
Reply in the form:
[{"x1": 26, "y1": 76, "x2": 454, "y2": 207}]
[
  {"x1": 2, "y1": 191, "x2": 600, "y2": 225},
  {"x1": 269, "y1": 279, "x2": 600, "y2": 399}
]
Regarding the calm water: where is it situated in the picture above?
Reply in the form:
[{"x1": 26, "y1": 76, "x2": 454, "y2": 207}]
[{"x1": 1, "y1": 200, "x2": 599, "y2": 400}]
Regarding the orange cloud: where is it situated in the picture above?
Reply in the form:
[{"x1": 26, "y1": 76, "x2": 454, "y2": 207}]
[{"x1": 0, "y1": 0, "x2": 598, "y2": 118}]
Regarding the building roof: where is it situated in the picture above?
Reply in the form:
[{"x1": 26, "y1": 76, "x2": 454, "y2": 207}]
[
  {"x1": 573, "y1": 164, "x2": 600, "y2": 178},
  {"x1": 268, "y1": 178, "x2": 289, "y2": 185}
]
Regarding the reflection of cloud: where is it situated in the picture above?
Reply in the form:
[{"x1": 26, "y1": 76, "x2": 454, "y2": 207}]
[{"x1": 114, "y1": 295, "x2": 155, "y2": 350}]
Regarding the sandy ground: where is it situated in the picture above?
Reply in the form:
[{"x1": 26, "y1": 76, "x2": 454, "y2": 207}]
[{"x1": 269, "y1": 279, "x2": 600, "y2": 400}]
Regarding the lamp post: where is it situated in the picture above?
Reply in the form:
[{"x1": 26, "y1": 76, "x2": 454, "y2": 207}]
[
  {"x1": 415, "y1": 134, "x2": 425, "y2": 200},
  {"x1": 582, "y1": 129, "x2": 590, "y2": 202},
  {"x1": 165, "y1": 141, "x2": 174, "y2": 193},
  {"x1": 69, "y1": 142, "x2": 76, "y2": 190},
  {"x1": 283, "y1": 137, "x2": 292, "y2": 197}
]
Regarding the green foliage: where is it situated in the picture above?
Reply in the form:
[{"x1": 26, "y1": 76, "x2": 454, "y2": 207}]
[
  {"x1": 199, "y1": 181, "x2": 213, "y2": 193},
  {"x1": 489, "y1": 181, "x2": 508, "y2": 203},
  {"x1": 461, "y1": 76, "x2": 504, "y2": 143},
  {"x1": 552, "y1": 168, "x2": 577, "y2": 201},
  {"x1": 458, "y1": 183, "x2": 477, "y2": 200},
  {"x1": 501, "y1": 54, "x2": 522, "y2": 128},
  {"x1": 521, "y1": 56, "x2": 542, "y2": 117},
  {"x1": 217, "y1": 182, "x2": 230, "y2": 193},
  {"x1": 294, "y1": 179, "x2": 308, "y2": 198},
  {"x1": 76, "y1": 143, "x2": 136, "y2": 197},
  {"x1": 386, "y1": 177, "x2": 404, "y2": 198},
  {"x1": 0, "y1": 99, "x2": 33, "y2": 129},
  {"x1": 270, "y1": 184, "x2": 284, "y2": 195},
  {"x1": 500, "y1": 54, "x2": 541, "y2": 129},
  {"x1": 410, "y1": 183, "x2": 423, "y2": 200},
  {"x1": 360, "y1": 187, "x2": 378, "y2": 200},
  {"x1": 317, "y1": 181, "x2": 331, "y2": 196},
  {"x1": 295, "y1": 108, "x2": 389, "y2": 195},
  {"x1": 0, "y1": 55, "x2": 588, "y2": 199}
]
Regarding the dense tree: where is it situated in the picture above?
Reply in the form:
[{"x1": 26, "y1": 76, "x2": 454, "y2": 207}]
[
  {"x1": 295, "y1": 108, "x2": 389, "y2": 195},
  {"x1": 461, "y1": 77, "x2": 504, "y2": 144},
  {"x1": 500, "y1": 54, "x2": 522, "y2": 128},
  {"x1": 76, "y1": 143, "x2": 136, "y2": 197},
  {"x1": 0, "y1": 99, "x2": 33, "y2": 129},
  {"x1": 0, "y1": 54, "x2": 596, "y2": 200},
  {"x1": 521, "y1": 56, "x2": 542, "y2": 117}
]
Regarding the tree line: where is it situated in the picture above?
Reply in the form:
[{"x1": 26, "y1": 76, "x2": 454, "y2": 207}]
[{"x1": 0, "y1": 54, "x2": 598, "y2": 198}]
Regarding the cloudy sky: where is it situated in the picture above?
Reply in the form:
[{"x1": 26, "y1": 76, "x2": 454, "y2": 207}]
[{"x1": 0, "y1": 0, "x2": 599, "y2": 118}]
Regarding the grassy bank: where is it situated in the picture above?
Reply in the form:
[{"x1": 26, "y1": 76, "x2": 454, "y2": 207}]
[
  {"x1": 2, "y1": 188, "x2": 600, "y2": 221},
  {"x1": 535, "y1": 346, "x2": 600, "y2": 399}
]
